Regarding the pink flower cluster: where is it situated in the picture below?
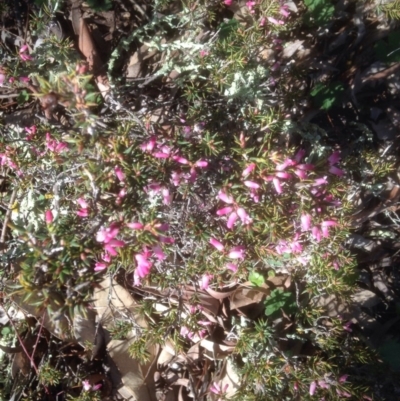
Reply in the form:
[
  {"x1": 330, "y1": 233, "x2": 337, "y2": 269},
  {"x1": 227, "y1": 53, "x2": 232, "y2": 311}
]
[
  {"x1": 209, "y1": 238, "x2": 246, "y2": 272},
  {"x1": 19, "y1": 45, "x2": 32, "y2": 62},
  {"x1": 217, "y1": 190, "x2": 252, "y2": 229},
  {"x1": 45, "y1": 133, "x2": 68, "y2": 154},
  {"x1": 140, "y1": 135, "x2": 208, "y2": 185},
  {"x1": 0, "y1": 150, "x2": 23, "y2": 177},
  {"x1": 95, "y1": 223, "x2": 125, "y2": 270}
]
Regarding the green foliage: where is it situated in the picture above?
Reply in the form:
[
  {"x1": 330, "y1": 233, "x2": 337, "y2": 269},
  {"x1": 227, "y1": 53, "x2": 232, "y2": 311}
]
[
  {"x1": 379, "y1": 0, "x2": 400, "y2": 20},
  {"x1": 84, "y1": 0, "x2": 113, "y2": 11},
  {"x1": 303, "y1": 0, "x2": 335, "y2": 25},
  {"x1": 249, "y1": 271, "x2": 265, "y2": 287},
  {"x1": 374, "y1": 31, "x2": 400, "y2": 62},
  {"x1": 310, "y1": 82, "x2": 344, "y2": 110},
  {"x1": 264, "y1": 289, "x2": 297, "y2": 318}
]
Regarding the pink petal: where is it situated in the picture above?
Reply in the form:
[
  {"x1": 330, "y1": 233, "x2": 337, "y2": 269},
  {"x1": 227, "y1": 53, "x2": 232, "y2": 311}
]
[
  {"x1": 218, "y1": 190, "x2": 234, "y2": 204},
  {"x1": 339, "y1": 374, "x2": 348, "y2": 383},
  {"x1": 196, "y1": 160, "x2": 208, "y2": 168},
  {"x1": 294, "y1": 169, "x2": 307, "y2": 179},
  {"x1": 45, "y1": 210, "x2": 53, "y2": 224},
  {"x1": 77, "y1": 197, "x2": 89, "y2": 209},
  {"x1": 210, "y1": 238, "x2": 224, "y2": 251},
  {"x1": 309, "y1": 381, "x2": 317, "y2": 396},
  {"x1": 153, "y1": 245, "x2": 166, "y2": 260},
  {"x1": 301, "y1": 214, "x2": 312, "y2": 231},
  {"x1": 224, "y1": 0, "x2": 232, "y2": 5},
  {"x1": 294, "y1": 149, "x2": 306, "y2": 162},
  {"x1": 226, "y1": 262, "x2": 238, "y2": 272},
  {"x1": 114, "y1": 166, "x2": 125, "y2": 182},
  {"x1": 296, "y1": 163, "x2": 315, "y2": 171},
  {"x1": 275, "y1": 171, "x2": 291, "y2": 179},
  {"x1": 329, "y1": 165, "x2": 345, "y2": 177},
  {"x1": 244, "y1": 180, "x2": 260, "y2": 189},
  {"x1": 173, "y1": 155, "x2": 189, "y2": 164},
  {"x1": 77, "y1": 208, "x2": 89, "y2": 217},
  {"x1": 237, "y1": 207, "x2": 251, "y2": 224},
  {"x1": 228, "y1": 246, "x2": 245, "y2": 259},
  {"x1": 328, "y1": 151, "x2": 341, "y2": 165},
  {"x1": 162, "y1": 188, "x2": 172, "y2": 205},
  {"x1": 216, "y1": 206, "x2": 233, "y2": 216},
  {"x1": 227, "y1": 211, "x2": 238, "y2": 229},
  {"x1": 153, "y1": 152, "x2": 170, "y2": 159},
  {"x1": 273, "y1": 177, "x2": 282, "y2": 194},
  {"x1": 158, "y1": 235, "x2": 175, "y2": 244},
  {"x1": 313, "y1": 176, "x2": 328, "y2": 186},
  {"x1": 94, "y1": 262, "x2": 108, "y2": 271},
  {"x1": 242, "y1": 163, "x2": 256, "y2": 177},
  {"x1": 200, "y1": 274, "x2": 213, "y2": 290},
  {"x1": 127, "y1": 222, "x2": 144, "y2": 230},
  {"x1": 279, "y1": 6, "x2": 290, "y2": 17},
  {"x1": 321, "y1": 220, "x2": 338, "y2": 227},
  {"x1": 311, "y1": 226, "x2": 322, "y2": 242}
]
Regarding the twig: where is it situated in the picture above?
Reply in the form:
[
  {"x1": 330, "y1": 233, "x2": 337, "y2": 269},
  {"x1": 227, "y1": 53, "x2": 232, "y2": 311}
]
[{"x1": 0, "y1": 187, "x2": 17, "y2": 243}]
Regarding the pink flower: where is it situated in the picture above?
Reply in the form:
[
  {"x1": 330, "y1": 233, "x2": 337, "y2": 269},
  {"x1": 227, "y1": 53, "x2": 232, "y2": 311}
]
[
  {"x1": 210, "y1": 382, "x2": 229, "y2": 397},
  {"x1": 200, "y1": 274, "x2": 213, "y2": 290},
  {"x1": 242, "y1": 163, "x2": 256, "y2": 176},
  {"x1": 273, "y1": 177, "x2": 282, "y2": 194},
  {"x1": 140, "y1": 136, "x2": 157, "y2": 152},
  {"x1": 0, "y1": 73, "x2": 5, "y2": 86},
  {"x1": 294, "y1": 149, "x2": 306, "y2": 162},
  {"x1": 309, "y1": 381, "x2": 317, "y2": 396},
  {"x1": 226, "y1": 262, "x2": 238, "y2": 272},
  {"x1": 171, "y1": 171, "x2": 182, "y2": 186},
  {"x1": 218, "y1": 190, "x2": 234, "y2": 204},
  {"x1": 216, "y1": 206, "x2": 233, "y2": 216},
  {"x1": 294, "y1": 169, "x2": 307, "y2": 179},
  {"x1": 173, "y1": 155, "x2": 189, "y2": 164},
  {"x1": 328, "y1": 151, "x2": 341, "y2": 165},
  {"x1": 96, "y1": 223, "x2": 120, "y2": 244},
  {"x1": 135, "y1": 253, "x2": 152, "y2": 277},
  {"x1": 45, "y1": 210, "x2": 53, "y2": 224},
  {"x1": 311, "y1": 226, "x2": 322, "y2": 242},
  {"x1": 94, "y1": 262, "x2": 108, "y2": 271},
  {"x1": 301, "y1": 214, "x2": 312, "y2": 231},
  {"x1": 224, "y1": 0, "x2": 232, "y2": 5},
  {"x1": 313, "y1": 176, "x2": 328, "y2": 186},
  {"x1": 82, "y1": 380, "x2": 91, "y2": 391},
  {"x1": 260, "y1": 17, "x2": 266, "y2": 26},
  {"x1": 318, "y1": 380, "x2": 330, "y2": 389},
  {"x1": 329, "y1": 165, "x2": 345, "y2": 177},
  {"x1": 153, "y1": 245, "x2": 166, "y2": 260},
  {"x1": 25, "y1": 125, "x2": 37, "y2": 140},
  {"x1": 227, "y1": 211, "x2": 239, "y2": 229},
  {"x1": 19, "y1": 45, "x2": 32, "y2": 61},
  {"x1": 321, "y1": 220, "x2": 338, "y2": 227},
  {"x1": 296, "y1": 163, "x2": 314, "y2": 171},
  {"x1": 228, "y1": 246, "x2": 245, "y2": 259},
  {"x1": 162, "y1": 188, "x2": 172, "y2": 205},
  {"x1": 244, "y1": 180, "x2": 260, "y2": 189},
  {"x1": 210, "y1": 238, "x2": 224, "y2": 251},
  {"x1": 77, "y1": 208, "x2": 89, "y2": 217},
  {"x1": 114, "y1": 166, "x2": 125, "y2": 182},
  {"x1": 196, "y1": 159, "x2": 208, "y2": 168},
  {"x1": 275, "y1": 171, "x2": 291, "y2": 179},
  {"x1": 158, "y1": 235, "x2": 175, "y2": 244},
  {"x1": 279, "y1": 6, "x2": 290, "y2": 17},
  {"x1": 237, "y1": 207, "x2": 252, "y2": 224},
  {"x1": 339, "y1": 374, "x2": 349, "y2": 383},
  {"x1": 104, "y1": 239, "x2": 125, "y2": 256},
  {"x1": 77, "y1": 197, "x2": 89, "y2": 209},
  {"x1": 153, "y1": 152, "x2": 169, "y2": 159},
  {"x1": 19, "y1": 76, "x2": 30, "y2": 83},
  {"x1": 127, "y1": 222, "x2": 144, "y2": 230},
  {"x1": 267, "y1": 16, "x2": 285, "y2": 25}
]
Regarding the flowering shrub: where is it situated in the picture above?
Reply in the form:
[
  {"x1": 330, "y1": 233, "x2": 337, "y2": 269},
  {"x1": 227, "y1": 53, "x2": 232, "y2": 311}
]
[{"x1": 0, "y1": 0, "x2": 392, "y2": 400}]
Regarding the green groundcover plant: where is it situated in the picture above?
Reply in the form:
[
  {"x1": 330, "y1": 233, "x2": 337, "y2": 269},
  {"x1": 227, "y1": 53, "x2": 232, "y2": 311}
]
[{"x1": 0, "y1": 0, "x2": 394, "y2": 399}]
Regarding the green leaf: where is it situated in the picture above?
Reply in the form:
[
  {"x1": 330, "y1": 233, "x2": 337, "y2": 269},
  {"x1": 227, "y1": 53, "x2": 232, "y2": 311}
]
[
  {"x1": 265, "y1": 289, "x2": 297, "y2": 317},
  {"x1": 374, "y1": 31, "x2": 400, "y2": 62},
  {"x1": 303, "y1": 0, "x2": 335, "y2": 25},
  {"x1": 249, "y1": 271, "x2": 265, "y2": 287},
  {"x1": 310, "y1": 82, "x2": 344, "y2": 110}
]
